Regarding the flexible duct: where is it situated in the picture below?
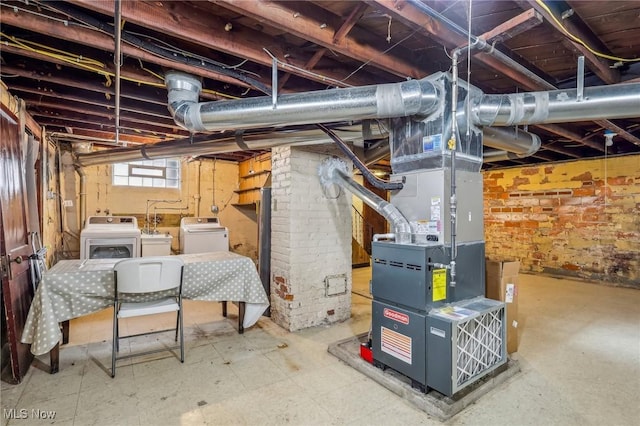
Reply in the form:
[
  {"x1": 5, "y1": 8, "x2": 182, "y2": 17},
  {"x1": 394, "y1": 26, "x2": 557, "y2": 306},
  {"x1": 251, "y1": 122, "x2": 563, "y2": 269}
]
[
  {"x1": 166, "y1": 71, "x2": 440, "y2": 132},
  {"x1": 316, "y1": 123, "x2": 402, "y2": 191},
  {"x1": 472, "y1": 83, "x2": 640, "y2": 126},
  {"x1": 318, "y1": 158, "x2": 411, "y2": 244}
]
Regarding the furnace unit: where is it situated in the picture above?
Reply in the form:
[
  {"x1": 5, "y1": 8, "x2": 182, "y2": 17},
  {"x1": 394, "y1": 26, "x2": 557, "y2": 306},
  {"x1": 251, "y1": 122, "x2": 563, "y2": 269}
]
[{"x1": 368, "y1": 74, "x2": 506, "y2": 395}]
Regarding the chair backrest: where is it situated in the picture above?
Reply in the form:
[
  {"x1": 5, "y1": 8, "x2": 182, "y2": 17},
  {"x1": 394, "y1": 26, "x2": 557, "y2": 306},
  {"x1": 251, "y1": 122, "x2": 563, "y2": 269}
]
[{"x1": 114, "y1": 257, "x2": 184, "y2": 294}]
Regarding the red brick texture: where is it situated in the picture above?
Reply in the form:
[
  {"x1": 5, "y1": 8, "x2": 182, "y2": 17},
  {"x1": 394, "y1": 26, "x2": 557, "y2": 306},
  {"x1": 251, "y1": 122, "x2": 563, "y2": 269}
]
[{"x1": 483, "y1": 155, "x2": 640, "y2": 287}]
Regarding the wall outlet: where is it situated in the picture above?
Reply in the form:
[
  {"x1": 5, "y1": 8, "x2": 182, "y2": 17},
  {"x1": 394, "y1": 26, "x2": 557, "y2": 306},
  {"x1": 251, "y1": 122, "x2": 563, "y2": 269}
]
[{"x1": 63, "y1": 200, "x2": 73, "y2": 207}]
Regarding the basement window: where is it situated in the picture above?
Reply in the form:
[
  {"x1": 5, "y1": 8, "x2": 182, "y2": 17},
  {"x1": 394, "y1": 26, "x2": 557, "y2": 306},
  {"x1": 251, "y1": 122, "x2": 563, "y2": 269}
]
[{"x1": 112, "y1": 158, "x2": 180, "y2": 188}]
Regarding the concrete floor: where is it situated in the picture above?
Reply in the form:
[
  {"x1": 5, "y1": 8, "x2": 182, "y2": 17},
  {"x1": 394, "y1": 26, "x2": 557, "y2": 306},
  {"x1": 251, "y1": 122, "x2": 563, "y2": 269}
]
[{"x1": 2, "y1": 268, "x2": 639, "y2": 425}]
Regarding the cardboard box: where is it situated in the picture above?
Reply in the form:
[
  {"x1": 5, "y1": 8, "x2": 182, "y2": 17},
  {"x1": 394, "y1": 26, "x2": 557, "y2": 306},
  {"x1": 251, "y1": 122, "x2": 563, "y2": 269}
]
[{"x1": 485, "y1": 259, "x2": 520, "y2": 354}]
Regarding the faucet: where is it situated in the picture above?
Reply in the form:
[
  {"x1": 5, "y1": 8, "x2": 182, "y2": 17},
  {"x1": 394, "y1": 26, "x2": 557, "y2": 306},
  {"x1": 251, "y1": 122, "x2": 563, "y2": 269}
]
[{"x1": 145, "y1": 199, "x2": 181, "y2": 234}]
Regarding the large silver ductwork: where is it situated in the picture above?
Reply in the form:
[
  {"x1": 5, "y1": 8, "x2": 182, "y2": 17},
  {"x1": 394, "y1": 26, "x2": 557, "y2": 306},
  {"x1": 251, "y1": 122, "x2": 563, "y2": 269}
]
[
  {"x1": 318, "y1": 157, "x2": 411, "y2": 244},
  {"x1": 166, "y1": 71, "x2": 441, "y2": 132},
  {"x1": 362, "y1": 126, "x2": 542, "y2": 165},
  {"x1": 482, "y1": 127, "x2": 541, "y2": 158},
  {"x1": 472, "y1": 83, "x2": 640, "y2": 127}
]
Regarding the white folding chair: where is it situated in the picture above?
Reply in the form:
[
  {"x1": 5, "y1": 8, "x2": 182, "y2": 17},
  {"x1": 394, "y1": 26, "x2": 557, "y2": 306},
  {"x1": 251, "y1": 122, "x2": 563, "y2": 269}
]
[{"x1": 112, "y1": 257, "x2": 185, "y2": 377}]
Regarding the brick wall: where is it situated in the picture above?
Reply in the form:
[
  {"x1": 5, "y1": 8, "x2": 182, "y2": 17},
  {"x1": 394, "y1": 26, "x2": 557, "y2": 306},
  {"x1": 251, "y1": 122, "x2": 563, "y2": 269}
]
[
  {"x1": 270, "y1": 147, "x2": 352, "y2": 331},
  {"x1": 483, "y1": 154, "x2": 640, "y2": 287}
]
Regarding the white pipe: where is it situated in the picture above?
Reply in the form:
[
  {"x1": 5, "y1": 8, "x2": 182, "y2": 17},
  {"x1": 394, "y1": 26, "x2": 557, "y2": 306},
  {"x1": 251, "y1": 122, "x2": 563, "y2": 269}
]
[{"x1": 194, "y1": 160, "x2": 201, "y2": 217}]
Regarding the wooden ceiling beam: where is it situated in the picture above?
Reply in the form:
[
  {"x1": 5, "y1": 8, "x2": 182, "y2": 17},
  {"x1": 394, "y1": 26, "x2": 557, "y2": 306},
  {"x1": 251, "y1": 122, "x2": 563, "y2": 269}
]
[
  {"x1": 1, "y1": 44, "x2": 163, "y2": 91},
  {"x1": 370, "y1": 0, "x2": 549, "y2": 91},
  {"x1": 525, "y1": 0, "x2": 621, "y2": 84},
  {"x1": 8, "y1": 85, "x2": 170, "y2": 122},
  {"x1": 476, "y1": 8, "x2": 543, "y2": 46},
  {"x1": 70, "y1": 0, "x2": 372, "y2": 88},
  {"x1": 1, "y1": 65, "x2": 168, "y2": 106},
  {"x1": 371, "y1": 1, "x2": 632, "y2": 152},
  {"x1": 539, "y1": 143, "x2": 582, "y2": 158},
  {"x1": 30, "y1": 108, "x2": 186, "y2": 134},
  {"x1": 333, "y1": 2, "x2": 369, "y2": 44},
  {"x1": 35, "y1": 114, "x2": 187, "y2": 138},
  {"x1": 25, "y1": 99, "x2": 179, "y2": 130},
  {"x1": 278, "y1": 47, "x2": 328, "y2": 91},
  {"x1": 2, "y1": 9, "x2": 236, "y2": 98},
  {"x1": 211, "y1": 0, "x2": 421, "y2": 80},
  {"x1": 593, "y1": 120, "x2": 640, "y2": 147},
  {"x1": 49, "y1": 129, "x2": 166, "y2": 145},
  {"x1": 534, "y1": 123, "x2": 604, "y2": 152},
  {"x1": 279, "y1": 3, "x2": 367, "y2": 91}
]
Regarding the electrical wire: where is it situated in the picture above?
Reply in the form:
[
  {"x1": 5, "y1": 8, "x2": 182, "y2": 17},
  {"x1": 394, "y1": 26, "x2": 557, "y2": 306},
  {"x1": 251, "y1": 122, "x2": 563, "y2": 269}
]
[
  {"x1": 262, "y1": 48, "x2": 352, "y2": 88},
  {"x1": 126, "y1": 29, "x2": 261, "y2": 78},
  {"x1": 535, "y1": 0, "x2": 640, "y2": 63},
  {"x1": 1, "y1": 32, "x2": 105, "y2": 68},
  {"x1": 339, "y1": 26, "x2": 421, "y2": 84},
  {"x1": 15, "y1": 0, "x2": 270, "y2": 95},
  {"x1": 1, "y1": 32, "x2": 238, "y2": 99}
]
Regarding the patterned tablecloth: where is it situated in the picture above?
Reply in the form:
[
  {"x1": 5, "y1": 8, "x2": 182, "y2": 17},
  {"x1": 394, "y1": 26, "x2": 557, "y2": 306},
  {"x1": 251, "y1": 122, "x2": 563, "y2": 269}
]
[{"x1": 21, "y1": 252, "x2": 270, "y2": 356}]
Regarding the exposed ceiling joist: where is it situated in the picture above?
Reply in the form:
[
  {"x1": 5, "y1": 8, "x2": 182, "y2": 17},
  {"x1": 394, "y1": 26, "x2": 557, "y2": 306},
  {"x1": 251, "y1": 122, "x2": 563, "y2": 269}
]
[
  {"x1": 0, "y1": 0, "x2": 637, "y2": 168},
  {"x1": 524, "y1": 0, "x2": 621, "y2": 84}
]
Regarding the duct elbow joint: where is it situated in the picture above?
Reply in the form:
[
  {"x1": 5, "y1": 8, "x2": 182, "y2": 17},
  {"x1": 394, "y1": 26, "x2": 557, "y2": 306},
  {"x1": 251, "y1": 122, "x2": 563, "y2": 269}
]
[{"x1": 165, "y1": 71, "x2": 205, "y2": 132}]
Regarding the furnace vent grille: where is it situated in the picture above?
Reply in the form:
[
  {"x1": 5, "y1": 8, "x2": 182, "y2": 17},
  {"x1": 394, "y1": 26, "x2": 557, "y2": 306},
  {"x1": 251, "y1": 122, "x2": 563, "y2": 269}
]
[{"x1": 453, "y1": 306, "x2": 505, "y2": 391}]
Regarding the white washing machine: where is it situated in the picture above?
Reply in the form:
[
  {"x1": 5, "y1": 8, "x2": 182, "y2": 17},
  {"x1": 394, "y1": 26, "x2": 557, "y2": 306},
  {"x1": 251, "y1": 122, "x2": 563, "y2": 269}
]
[
  {"x1": 180, "y1": 217, "x2": 229, "y2": 254},
  {"x1": 80, "y1": 216, "x2": 141, "y2": 259},
  {"x1": 141, "y1": 233, "x2": 173, "y2": 257}
]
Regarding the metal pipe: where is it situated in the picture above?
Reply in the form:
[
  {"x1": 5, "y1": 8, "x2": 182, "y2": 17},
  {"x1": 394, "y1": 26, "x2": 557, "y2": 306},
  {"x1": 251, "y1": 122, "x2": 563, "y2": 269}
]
[
  {"x1": 145, "y1": 199, "x2": 181, "y2": 234},
  {"x1": 318, "y1": 158, "x2": 411, "y2": 244},
  {"x1": 165, "y1": 71, "x2": 440, "y2": 132},
  {"x1": 409, "y1": 0, "x2": 556, "y2": 91},
  {"x1": 448, "y1": 50, "x2": 462, "y2": 287},
  {"x1": 472, "y1": 82, "x2": 640, "y2": 126},
  {"x1": 114, "y1": 0, "x2": 123, "y2": 146},
  {"x1": 73, "y1": 165, "x2": 87, "y2": 230},
  {"x1": 75, "y1": 125, "x2": 377, "y2": 167},
  {"x1": 194, "y1": 160, "x2": 201, "y2": 217}
]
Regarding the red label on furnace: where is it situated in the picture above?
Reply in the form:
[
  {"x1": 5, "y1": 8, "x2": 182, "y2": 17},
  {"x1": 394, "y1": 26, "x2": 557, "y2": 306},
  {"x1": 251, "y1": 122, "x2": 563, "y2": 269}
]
[{"x1": 383, "y1": 308, "x2": 409, "y2": 325}]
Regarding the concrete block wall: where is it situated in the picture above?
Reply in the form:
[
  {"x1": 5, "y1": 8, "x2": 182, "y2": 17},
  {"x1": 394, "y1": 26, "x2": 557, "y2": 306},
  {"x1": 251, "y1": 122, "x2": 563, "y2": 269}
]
[
  {"x1": 483, "y1": 154, "x2": 640, "y2": 287},
  {"x1": 270, "y1": 146, "x2": 352, "y2": 331}
]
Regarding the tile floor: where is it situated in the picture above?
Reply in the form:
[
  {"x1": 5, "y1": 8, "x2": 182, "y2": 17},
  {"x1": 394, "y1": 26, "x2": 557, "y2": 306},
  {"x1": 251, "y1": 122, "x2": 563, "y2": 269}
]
[{"x1": 2, "y1": 268, "x2": 639, "y2": 426}]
